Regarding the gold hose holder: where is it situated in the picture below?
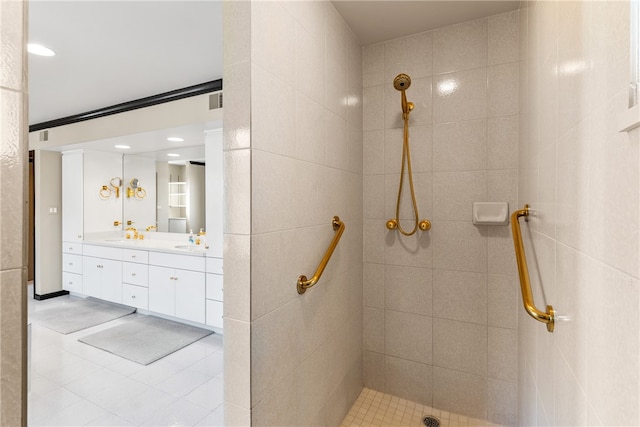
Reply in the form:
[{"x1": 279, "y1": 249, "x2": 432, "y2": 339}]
[
  {"x1": 511, "y1": 204, "x2": 555, "y2": 333},
  {"x1": 297, "y1": 216, "x2": 345, "y2": 295},
  {"x1": 386, "y1": 218, "x2": 431, "y2": 231}
]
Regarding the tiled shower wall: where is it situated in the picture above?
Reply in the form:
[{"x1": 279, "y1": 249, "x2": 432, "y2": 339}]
[
  {"x1": 0, "y1": 0, "x2": 28, "y2": 424},
  {"x1": 362, "y1": 11, "x2": 520, "y2": 425},
  {"x1": 223, "y1": 1, "x2": 364, "y2": 425},
  {"x1": 518, "y1": 2, "x2": 640, "y2": 426}
]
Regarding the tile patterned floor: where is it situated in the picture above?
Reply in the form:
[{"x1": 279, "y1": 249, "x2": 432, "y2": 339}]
[
  {"x1": 341, "y1": 388, "x2": 504, "y2": 427},
  {"x1": 28, "y1": 289, "x2": 224, "y2": 426}
]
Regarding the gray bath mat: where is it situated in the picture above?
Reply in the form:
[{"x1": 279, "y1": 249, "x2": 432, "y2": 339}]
[
  {"x1": 30, "y1": 297, "x2": 136, "y2": 334},
  {"x1": 78, "y1": 314, "x2": 213, "y2": 365}
]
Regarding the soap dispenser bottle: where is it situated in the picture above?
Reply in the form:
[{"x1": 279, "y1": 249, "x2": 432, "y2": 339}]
[{"x1": 188, "y1": 229, "x2": 195, "y2": 245}]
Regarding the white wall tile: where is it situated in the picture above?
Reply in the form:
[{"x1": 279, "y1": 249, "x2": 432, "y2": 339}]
[
  {"x1": 487, "y1": 115, "x2": 519, "y2": 170},
  {"x1": 433, "y1": 18, "x2": 487, "y2": 74},
  {"x1": 487, "y1": 274, "x2": 518, "y2": 329},
  {"x1": 250, "y1": 1, "x2": 294, "y2": 85},
  {"x1": 433, "y1": 318, "x2": 487, "y2": 376},
  {"x1": 488, "y1": 11, "x2": 519, "y2": 66},
  {"x1": 363, "y1": 130, "x2": 385, "y2": 175},
  {"x1": 384, "y1": 356, "x2": 433, "y2": 405},
  {"x1": 364, "y1": 263, "x2": 384, "y2": 309},
  {"x1": 363, "y1": 43, "x2": 385, "y2": 88},
  {"x1": 251, "y1": 64, "x2": 295, "y2": 156},
  {"x1": 433, "y1": 171, "x2": 486, "y2": 221},
  {"x1": 432, "y1": 221, "x2": 487, "y2": 273},
  {"x1": 364, "y1": 307, "x2": 385, "y2": 353},
  {"x1": 363, "y1": 86, "x2": 385, "y2": 131},
  {"x1": 432, "y1": 366, "x2": 487, "y2": 419},
  {"x1": 295, "y1": 92, "x2": 326, "y2": 163},
  {"x1": 488, "y1": 327, "x2": 518, "y2": 382},
  {"x1": 487, "y1": 379, "x2": 518, "y2": 426},
  {"x1": 384, "y1": 31, "x2": 433, "y2": 83},
  {"x1": 384, "y1": 265, "x2": 432, "y2": 316},
  {"x1": 432, "y1": 269, "x2": 487, "y2": 324},
  {"x1": 488, "y1": 62, "x2": 519, "y2": 118},
  {"x1": 433, "y1": 119, "x2": 487, "y2": 172},
  {"x1": 295, "y1": 22, "x2": 325, "y2": 106},
  {"x1": 385, "y1": 310, "x2": 432, "y2": 364},
  {"x1": 433, "y1": 69, "x2": 487, "y2": 124}
]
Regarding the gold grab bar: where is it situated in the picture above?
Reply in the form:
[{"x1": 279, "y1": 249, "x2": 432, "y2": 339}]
[
  {"x1": 297, "y1": 216, "x2": 345, "y2": 294},
  {"x1": 511, "y1": 204, "x2": 555, "y2": 333}
]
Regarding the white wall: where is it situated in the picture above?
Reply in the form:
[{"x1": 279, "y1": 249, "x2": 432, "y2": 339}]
[
  {"x1": 362, "y1": 11, "x2": 519, "y2": 425},
  {"x1": 223, "y1": 0, "x2": 363, "y2": 425},
  {"x1": 34, "y1": 150, "x2": 62, "y2": 295},
  {"x1": 519, "y1": 2, "x2": 640, "y2": 425}
]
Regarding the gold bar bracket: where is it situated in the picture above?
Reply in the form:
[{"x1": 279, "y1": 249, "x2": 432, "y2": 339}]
[
  {"x1": 511, "y1": 204, "x2": 555, "y2": 333},
  {"x1": 297, "y1": 216, "x2": 345, "y2": 295}
]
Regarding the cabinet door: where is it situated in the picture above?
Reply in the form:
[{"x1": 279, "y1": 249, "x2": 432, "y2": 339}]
[
  {"x1": 149, "y1": 266, "x2": 175, "y2": 316},
  {"x1": 174, "y1": 269, "x2": 205, "y2": 323},
  {"x1": 62, "y1": 152, "x2": 84, "y2": 242},
  {"x1": 62, "y1": 272, "x2": 83, "y2": 294},
  {"x1": 82, "y1": 256, "x2": 102, "y2": 298},
  {"x1": 100, "y1": 258, "x2": 122, "y2": 304},
  {"x1": 206, "y1": 300, "x2": 223, "y2": 329}
]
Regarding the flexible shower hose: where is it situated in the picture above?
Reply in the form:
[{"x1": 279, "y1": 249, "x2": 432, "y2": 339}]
[{"x1": 394, "y1": 113, "x2": 420, "y2": 236}]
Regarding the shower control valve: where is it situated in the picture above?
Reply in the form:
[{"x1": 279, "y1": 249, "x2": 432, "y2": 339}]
[{"x1": 419, "y1": 220, "x2": 431, "y2": 231}]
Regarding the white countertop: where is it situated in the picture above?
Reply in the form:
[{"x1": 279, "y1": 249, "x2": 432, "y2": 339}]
[{"x1": 82, "y1": 236, "x2": 208, "y2": 256}]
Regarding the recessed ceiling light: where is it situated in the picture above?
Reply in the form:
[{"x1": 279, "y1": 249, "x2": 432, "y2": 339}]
[
  {"x1": 114, "y1": 145, "x2": 131, "y2": 149},
  {"x1": 167, "y1": 137, "x2": 184, "y2": 142},
  {"x1": 167, "y1": 153, "x2": 180, "y2": 157},
  {"x1": 27, "y1": 43, "x2": 55, "y2": 57}
]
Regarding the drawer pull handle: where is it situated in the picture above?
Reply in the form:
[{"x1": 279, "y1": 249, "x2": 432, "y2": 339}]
[
  {"x1": 131, "y1": 255, "x2": 136, "y2": 258},
  {"x1": 68, "y1": 247, "x2": 73, "y2": 251},
  {"x1": 69, "y1": 262, "x2": 73, "y2": 266},
  {"x1": 132, "y1": 295, "x2": 136, "y2": 299},
  {"x1": 132, "y1": 273, "x2": 136, "y2": 276}
]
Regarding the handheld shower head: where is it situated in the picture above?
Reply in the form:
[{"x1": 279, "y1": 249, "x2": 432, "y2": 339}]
[
  {"x1": 394, "y1": 73, "x2": 413, "y2": 115},
  {"x1": 393, "y1": 73, "x2": 411, "y2": 91}
]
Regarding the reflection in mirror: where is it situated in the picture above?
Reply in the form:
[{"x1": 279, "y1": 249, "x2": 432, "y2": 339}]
[{"x1": 124, "y1": 145, "x2": 206, "y2": 233}]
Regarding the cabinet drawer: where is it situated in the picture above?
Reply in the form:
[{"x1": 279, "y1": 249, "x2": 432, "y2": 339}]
[
  {"x1": 206, "y1": 257, "x2": 223, "y2": 274},
  {"x1": 206, "y1": 273, "x2": 223, "y2": 302},
  {"x1": 62, "y1": 242, "x2": 82, "y2": 255},
  {"x1": 149, "y1": 252, "x2": 205, "y2": 272},
  {"x1": 62, "y1": 272, "x2": 83, "y2": 294},
  {"x1": 122, "y1": 262, "x2": 148, "y2": 287},
  {"x1": 122, "y1": 284, "x2": 148, "y2": 310},
  {"x1": 62, "y1": 253, "x2": 83, "y2": 274},
  {"x1": 206, "y1": 300, "x2": 223, "y2": 329},
  {"x1": 122, "y1": 249, "x2": 148, "y2": 264},
  {"x1": 83, "y1": 244, "x2": 122, "y2": 260}
]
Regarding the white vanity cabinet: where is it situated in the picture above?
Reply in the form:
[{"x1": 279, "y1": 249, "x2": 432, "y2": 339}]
[
  {"x1": 121, "y1": 249, "x2": 149, "y2": 310},
  {"x1": 148, "y1": 252, "x2": 206, "y2": 324},
  {"x1": 62, "y1": 242, "x2": 83, "y2": 293},
  {"x1": 61, "y1": 152, "x2": 84, "y2": 242},
  {"x1": 205, "y1": 257, "x2": 223, "y2": 329},
  {"x1": 82, "y1": 245, "x2": 122, "y2": 303}
]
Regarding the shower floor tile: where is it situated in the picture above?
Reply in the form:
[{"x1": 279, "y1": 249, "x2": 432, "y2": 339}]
[{"x1": 341, "y1": 387, "x2": 504, "y2": 427}]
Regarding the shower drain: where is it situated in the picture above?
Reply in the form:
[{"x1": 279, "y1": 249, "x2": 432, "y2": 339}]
[{"x1": 422, "y1": 415, "x2": 441, "y2": 427}]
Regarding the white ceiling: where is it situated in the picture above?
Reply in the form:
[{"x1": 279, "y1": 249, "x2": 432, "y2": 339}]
[
  {"x1": 28, "y1": 0, "x2": 520, "y2": 146},
  {"x1": 28, "y1": 1, "x2": 223, "y2": 126},
  {"x1": 332, "y1": 1, "x2": 520, "y2": 45}
]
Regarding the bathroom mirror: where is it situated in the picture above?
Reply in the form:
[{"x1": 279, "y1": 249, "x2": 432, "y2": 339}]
[{"x1": 123, "y1": 144, "x2": 206, "y2": 233}]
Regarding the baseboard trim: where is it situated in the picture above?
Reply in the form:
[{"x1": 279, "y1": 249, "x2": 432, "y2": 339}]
[{"x1": 34, "y1": 290, "x2": 69, "y2": 301}]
